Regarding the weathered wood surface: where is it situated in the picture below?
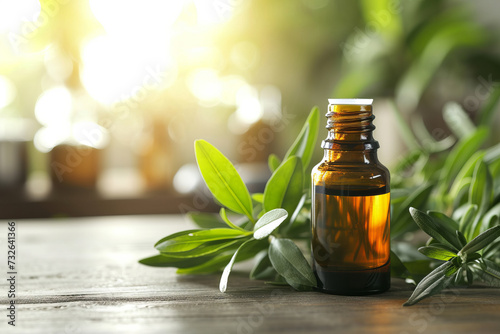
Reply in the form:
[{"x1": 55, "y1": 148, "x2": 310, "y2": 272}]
[{"x1": 1, "y1": 215, "x2": 499, "y2": 334}]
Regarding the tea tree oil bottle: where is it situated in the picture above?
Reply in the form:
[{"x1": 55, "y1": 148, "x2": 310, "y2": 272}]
[{"x1": 311, "y1": 99, "x2": 390, "y2": 295}]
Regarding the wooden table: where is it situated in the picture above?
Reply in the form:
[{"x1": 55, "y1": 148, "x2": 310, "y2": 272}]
[{"x1": 1, "y1": 215, "x2": 499, "y2": 334}]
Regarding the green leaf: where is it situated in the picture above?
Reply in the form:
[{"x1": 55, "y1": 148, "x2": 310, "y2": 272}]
[
  {"x1": 485, "y1": 142, "x2": 500, "y2": 165},
  {"x1": 155, "y1": 228, "x2": 250, "y2": 253},
  {"x1": 427, "y1": 211, "x2": 460, "y2": 233},
  {"x1": 283, "y1": 107, "x2": 320, "y2": 170},
  {"x1": 250, "y1": 252, "x2": 276, "y2": 280},
  {"x1": 139, "y1": 254, "x2": 215, "y2": 268},
  {"x1": 195, "y1": 140, "x2": 253, "y2": 221},
  {"x1": 459, "y1": 226, "x2": 500, "y2": 256},
  {"x1": 390, "y1": 250, "x2": 412, "y2": 279},
  {"x1": 482, "y1": 203, "x2": 500, "y2": 231},
  {"x1": 178, "y1": 239, "x2": 267, "y2": 274},
  {"x1": 289, "y1": 194, "x2": 307, "y2": 226},
  {"x1": 268, "y1": 154, "x2": 281, "y2": 172},
  {"x1": 474, "y1": 259, "x2": 500, "y2": 287},
  {"x1": 263, "y1": 156, "x2": 303, "y2": 217},
  {"x1": 403, "y1": 261, "x2": 455, "y2": 306},
  {"x1": 469, "y1": 160, "x2": 493, "y2": 215},
  {"x1": 177, "y1": 254, "x2": 233, "y2": 274},
  {"x1": 161, "y1": 239, "x2": 243, "y2": 258},
  {"x1": 392, "y1": 184, "x2": 434, "y2": 238},
  {"x1": 478, "y1": 85, "x2": 500, "y2": 127},
  {"x1": 456, "y1": 231, "x2": 467, "y2": 248},
  {"x1": 219, "y1": 208, "x2": 248, "y2": 232},
  {"x1": 252, "y1": 193, "x2": 264, "y2": 203},
  {"x1": 188, "y1": 212, "x2": 227, "y2": 229},
  {"x1": 458, "y1": 204, "x2": 478, "y2": 238},
  {"x1": 426, "y1": 212, "x2": 462, "y2": 250},
  {"x1": 409, "y1": 208, "x2": 460, "y2": 251},
  {"x1": 418, "y1": 246, "x2": 457, "y2": 261},
  {"x1": 442, "y1": 102, "x2": 476, "y2": 139},
  {"x1": 253, "y1": 209, "x2": 288, "y2": 240},
  {"x1": 219, "y1": 239, "x2": 256, "y2": 292},
  {"x1": 268, "y1": 238, "x2": 317, "y2": 290},
  {"x1": 449, "y1": 152, "x2": 485, "y2": 200},
  {"x1": 439, "y1": 128, "x2": 488, "y2": 189}
]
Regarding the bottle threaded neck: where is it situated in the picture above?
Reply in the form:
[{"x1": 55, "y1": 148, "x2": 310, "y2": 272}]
[{"x1": 321, "y1": 103, "x2": 379, "y2": 150}]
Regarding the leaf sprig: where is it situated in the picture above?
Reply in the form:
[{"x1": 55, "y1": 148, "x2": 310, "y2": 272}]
[
  {"x1": 403, "y1": 208, "x2": 500, "y2": 306},
  {"x1": 140, "y1": 107, "x2": 320, "y2": 292}
]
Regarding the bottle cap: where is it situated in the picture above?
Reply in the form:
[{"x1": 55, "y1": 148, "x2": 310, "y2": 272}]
[{"x1": 328, "y1": 99, "x2": 373, "y2": 105}]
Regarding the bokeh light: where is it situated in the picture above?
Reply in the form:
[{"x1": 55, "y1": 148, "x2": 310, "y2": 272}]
[{"x1": 0, "y1": 75, "x2": 17, "y2": 109}]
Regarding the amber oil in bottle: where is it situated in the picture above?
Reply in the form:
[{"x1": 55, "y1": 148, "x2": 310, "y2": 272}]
[{"x1": 311, "y1": 99, "x2": 390, "y2": 295}]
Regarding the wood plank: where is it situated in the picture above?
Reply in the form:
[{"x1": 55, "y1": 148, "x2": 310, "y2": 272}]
[{"x1": 1, "y1": 216, "x2": 499, "y2": 333}]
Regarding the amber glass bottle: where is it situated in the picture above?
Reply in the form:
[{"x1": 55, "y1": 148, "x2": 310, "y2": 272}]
[{"x1": 311, "y1": 99, "x2": 390, "y2": 295}]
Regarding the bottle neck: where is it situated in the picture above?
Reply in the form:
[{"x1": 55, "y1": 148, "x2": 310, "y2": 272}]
[{"x1": 321, "y1": 103, "x2": 380, "y2": 164}]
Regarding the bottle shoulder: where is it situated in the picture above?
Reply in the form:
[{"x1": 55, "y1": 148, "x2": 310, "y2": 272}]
[{"x1": 311, "y1": 159, "x2": 390, "y2": 192}]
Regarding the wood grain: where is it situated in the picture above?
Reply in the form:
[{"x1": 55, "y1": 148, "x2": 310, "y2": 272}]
[{"x1": 1, "y1": 215, "x2": 499, "y2": 334}]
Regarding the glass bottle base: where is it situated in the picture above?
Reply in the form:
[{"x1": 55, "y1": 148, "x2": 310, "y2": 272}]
[{"x1": 314, "y1": 261, "x2": 390, "y2": 295}]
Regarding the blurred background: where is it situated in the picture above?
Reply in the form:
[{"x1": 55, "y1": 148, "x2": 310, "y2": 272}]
[{"x1": 0, "y1": 0, "x2": 499, "y2": 218}]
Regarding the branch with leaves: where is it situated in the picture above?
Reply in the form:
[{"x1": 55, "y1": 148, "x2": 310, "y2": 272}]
[
  {"x1": 140, "y1": 94, "x2": 500, "y2": 306},
  {"x1": 140, "y1": 107, "x2": 320, "y2": 292}
]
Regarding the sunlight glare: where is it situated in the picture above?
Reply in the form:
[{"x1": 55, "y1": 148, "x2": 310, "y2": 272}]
[
  {"x1": 235, "y1": 85, "x2": 263, "y2": 124},
  {"x1": 0, "y1": 0, "x2": 40, "y2": 34},
  {"x1": 34, "y1": 86, "x2": 72, "y2": 126}
]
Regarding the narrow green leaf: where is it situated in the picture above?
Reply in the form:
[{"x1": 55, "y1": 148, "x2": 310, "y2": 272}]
[
  {"x1": 390, "y1": 250, "x2": 412, "y2": 279},
  {"x1": 459, "y1": 226, "x2": 500, "y2": 255},
  {"x1": 418, "y1": 246, "x2": 457, "y2": 261},
  {"x1": 393, "y1": 150, "x2": 423, "y2": 174},
  {"x1": 155, "y1": 228, "x2": 249, "y2": 253},
  {"x1": 268, "y1": 154, "x2": 281, "y2": 172},
  {"x1": 439, "y1": 128, "x2": 488, "y2": 188},
  {"x1": 454, "y1": 267, "x2": 464, "y2": 285},
  {"x1": 458, "y1": 204, "x2": 478, "y2": 238},
  {"x1": 219, "y1": 239, "x2": 255, "y2": 292},
  {"x1": 449, "y1": 152, "x2": 485, "y2": 199},
  {"x1": 474, "y1": 259, "x2": 500, "y2": 287},
  {"x1": 219, "y1": 208, "x2": 248, "y2": 232},
  {"x1": 159, "y1": 239, "x2": 243, "y2": 258},
  {"x1": 426, "y1": 211, "x2": 461, "y2": 249},
  {"x1": 188, "y1": 212, "x2": 227, "y2": 229},
  {"x1": 482, "y1": 203, "x2": 500, "y2": 231},
  {"x1": 456, "y1": 231, "x2": 467, "y2": 248},
  {"x1": 466, "y1": 253, "x2": 481, "y2": 262},
  {"x1": 178, "y1": 254, "x2": 233, "y2": 274},
  {"x1": 478, "y1": 85, "x2": 500, "y2": 126},
  {"x1": 469, "y1": 160, "x2": 493, "y2": 215},
  {"x1": 442, "y1": 102, "x2": 476, "y2": 139},
  {"x1": 195, "y1": 140, "x2": 253, "y2": 220},
  {"x1": 139, "y1": 254, "x2": 214, "y2": 268},
  {"x1": 263, "y1": 156, "x2": 303, "y2": 216},
  {"x1": 250, "y1": 252, "x2": 276, "y2": 280},
  {"x1": 465, "y1": 266, "x2": 474, "y2": 285},
  {"x1": 253, "y1": 209, "x2": 288, "y2": 240},
  {"x1": 178, "y1": 240, "x2": 267, "y2": 274},
  {"x1": 283, "y1": 107, "x2": 320, "y2": 170},
  {"x1": 268, "y1": 238, "x2": 317, "y2": 289},
  {"x1": 452, "y1": 178, "x2": 472, "y2": 210},
  {"x1": 289, "y1": 194, "x2": 307, "y2": 226},
  {"x1": 403, "y1": 261, "x2": 455, "y2": 306},
  {"x1": 409, "y1": 208, "x2": 460, "y2": 251},
  {"x1": 391, "y1": 184, "x2": 434, "y2": 238},
  {"x1": 484, "y1": 142, "x2": 500, "y2": 165}
]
